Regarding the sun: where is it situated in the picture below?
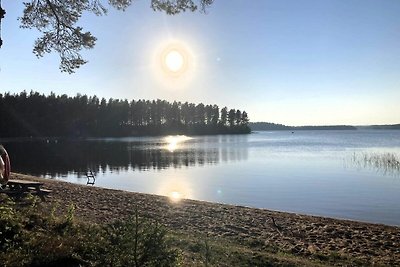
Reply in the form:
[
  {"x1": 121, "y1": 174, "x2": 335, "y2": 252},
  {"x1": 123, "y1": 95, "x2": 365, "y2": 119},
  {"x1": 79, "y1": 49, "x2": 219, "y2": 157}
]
[
  {"x1": 153, "y1": 40, "x2": 196, "y2": 88},
  {"x1": 157, "y1": 42, "x2": 192, "y2": 78},
  {"x1": 165, "y1": 50, "x2": 184, "y2": 72}
]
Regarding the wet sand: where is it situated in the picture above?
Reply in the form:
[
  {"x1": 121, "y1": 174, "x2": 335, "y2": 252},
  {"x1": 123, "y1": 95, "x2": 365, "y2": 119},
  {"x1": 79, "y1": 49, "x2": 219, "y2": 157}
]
[{"x1": 9, "y1": 173, "x2": 400, "y2": 266}]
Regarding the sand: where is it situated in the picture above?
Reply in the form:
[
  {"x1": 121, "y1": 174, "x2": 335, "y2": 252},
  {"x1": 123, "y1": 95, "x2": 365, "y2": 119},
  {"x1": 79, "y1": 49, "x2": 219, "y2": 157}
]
[{"x1": 7, "y1": 173, "x2": 400, "y2": 265}]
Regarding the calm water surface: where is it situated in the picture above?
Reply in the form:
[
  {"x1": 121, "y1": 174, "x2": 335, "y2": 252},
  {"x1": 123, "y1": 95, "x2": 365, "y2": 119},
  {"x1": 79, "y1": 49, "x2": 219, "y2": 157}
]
[{"x1": 4, "y1": 130, "x2": 400, "y2": 225}]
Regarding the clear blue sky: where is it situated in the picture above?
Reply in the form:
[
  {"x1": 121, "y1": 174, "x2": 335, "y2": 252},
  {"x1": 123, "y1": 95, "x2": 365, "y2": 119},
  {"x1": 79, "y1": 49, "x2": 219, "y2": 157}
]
[{"x1": 1, "y1": 0, "x2": 399, "y2": 125}]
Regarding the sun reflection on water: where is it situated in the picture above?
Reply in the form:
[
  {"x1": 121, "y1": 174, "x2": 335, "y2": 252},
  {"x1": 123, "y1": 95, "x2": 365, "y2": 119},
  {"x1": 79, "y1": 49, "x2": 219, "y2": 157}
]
[
  {"x1": 157, "y1": 174, "x2": 193, "y2": 203},
  {"x1": 169, "y1": 191, "x2": 182, "y2": 202},
  {"x1": 164, "y1": 135, "x2": 192, "y2": 152}
]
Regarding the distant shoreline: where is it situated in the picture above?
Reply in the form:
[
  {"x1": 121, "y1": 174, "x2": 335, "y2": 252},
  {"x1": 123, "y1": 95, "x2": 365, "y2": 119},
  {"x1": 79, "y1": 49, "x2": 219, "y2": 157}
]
[{"x1": 249, "y1": 122, "x2": 400, "y2": 131}]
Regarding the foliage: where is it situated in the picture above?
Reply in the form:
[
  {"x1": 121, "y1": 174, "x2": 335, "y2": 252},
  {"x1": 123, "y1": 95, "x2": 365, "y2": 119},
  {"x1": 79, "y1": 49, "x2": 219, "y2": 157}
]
[
  {"x1": 0, "y1": 196, "x2": 180, "y2": 267},
  {"x1": 100, "y1": 210, "x2": 180, "y2": 266},
  {"x1": 17, "y1": 0, "x2": 214, "y2": 73},
  {"x1": 0, "y1": 197, "x2": 22, "y2": 252},
  {"x1": 0, "y1": 91, "x2": 251, "y2": 138}
]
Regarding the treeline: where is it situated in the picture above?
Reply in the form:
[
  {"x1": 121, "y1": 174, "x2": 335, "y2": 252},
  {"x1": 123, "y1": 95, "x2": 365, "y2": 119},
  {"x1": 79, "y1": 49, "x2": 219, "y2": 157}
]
[
  {"x1": 0, "y1": 91, "x2": 250, "y2": 137},
  {"x1": 249, "y1": 122, "x2": 357, "y2": 131},
  {"x1": 249, "y1": 122, "x2": 290, "y2": 131},
  {"x1": 357, "y1": 124, "x2": 400, "y2": 130}
]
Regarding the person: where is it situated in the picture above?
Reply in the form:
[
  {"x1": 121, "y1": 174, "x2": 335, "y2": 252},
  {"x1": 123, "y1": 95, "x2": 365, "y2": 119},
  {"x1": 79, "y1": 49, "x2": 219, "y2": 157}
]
[{"x1": 0, "y1": 145, "x2": 11, "y2": 185}]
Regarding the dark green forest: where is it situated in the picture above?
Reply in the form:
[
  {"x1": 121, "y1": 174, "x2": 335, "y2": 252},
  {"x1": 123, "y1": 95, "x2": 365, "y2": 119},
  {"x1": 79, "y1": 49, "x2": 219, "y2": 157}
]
[{"x1": 0, "y1": 91, "x2": 250, "y2": 137}]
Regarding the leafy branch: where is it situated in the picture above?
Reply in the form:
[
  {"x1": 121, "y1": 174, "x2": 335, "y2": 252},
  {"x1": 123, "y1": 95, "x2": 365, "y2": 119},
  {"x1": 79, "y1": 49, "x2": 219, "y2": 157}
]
[{"x1": 18, "y1": 0, "x2": 213, "y2": 73}]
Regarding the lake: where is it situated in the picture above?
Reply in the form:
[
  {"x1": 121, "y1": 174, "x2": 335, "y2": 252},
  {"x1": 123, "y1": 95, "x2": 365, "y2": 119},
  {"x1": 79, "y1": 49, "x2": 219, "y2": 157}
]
[{"x1": 3, "y1": 130, "x2": 400, "y2": 225}]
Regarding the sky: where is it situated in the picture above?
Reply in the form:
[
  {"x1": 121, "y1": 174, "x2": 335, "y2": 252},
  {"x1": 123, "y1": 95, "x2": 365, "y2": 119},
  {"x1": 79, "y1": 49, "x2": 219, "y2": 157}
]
[{"x1": 0, "y1": 0, "x2": 399, "y2": 126}]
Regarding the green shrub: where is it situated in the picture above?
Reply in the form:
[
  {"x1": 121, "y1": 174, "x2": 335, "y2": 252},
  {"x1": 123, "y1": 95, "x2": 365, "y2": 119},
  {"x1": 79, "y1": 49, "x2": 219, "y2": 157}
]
[
  {"x1": 0, "y1": 200, "x2": 22, "y2": 251},
  {"x1": 0, "y1": 199, "x2": 180, "y2": 267},
  {"x1": 98, "y1": 210, "x2": 180, "y2": 266}
]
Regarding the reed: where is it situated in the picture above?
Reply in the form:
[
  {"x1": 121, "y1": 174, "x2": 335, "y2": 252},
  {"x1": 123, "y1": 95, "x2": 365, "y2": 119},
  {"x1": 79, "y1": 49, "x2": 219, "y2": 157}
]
[{"x1": 351, "y1": 152, "x2": 400, "y2": 176}]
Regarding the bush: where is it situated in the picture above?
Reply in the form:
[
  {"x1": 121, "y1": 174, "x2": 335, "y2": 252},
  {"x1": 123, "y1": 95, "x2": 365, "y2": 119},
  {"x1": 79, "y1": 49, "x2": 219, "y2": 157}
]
[
  {"x1": 0, "y1": 199, "x2": 23, "y2": 251},
  {"x1": 0, "y1": 198, "x2": 180, "y2": 267},
  {"x1": 98, "y1": 210, "x2": 180, "y2": 266}
]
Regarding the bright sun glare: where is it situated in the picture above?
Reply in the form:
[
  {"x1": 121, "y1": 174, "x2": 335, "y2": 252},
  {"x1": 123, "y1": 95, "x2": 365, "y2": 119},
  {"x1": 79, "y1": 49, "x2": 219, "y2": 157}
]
[
  {"x1": 157, "y1": 175, "x2": 192, "y2": 203},
  {"x1": 165, "y1": 50, "x2": 184, "y2": 72},
  {"x1": 165, "y1": 135, "x2": 192, "y2": 152},
  {"x1": 155, "y1": 42, "x2": 194, "y2": 83},
  {"x1": 169, "y1": 191, "x2": 182, "y2": 202}
]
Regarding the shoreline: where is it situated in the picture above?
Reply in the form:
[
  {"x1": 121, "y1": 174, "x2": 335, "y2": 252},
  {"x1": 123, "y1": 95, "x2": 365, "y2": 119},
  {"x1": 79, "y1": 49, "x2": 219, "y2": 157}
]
[{"x1": 7, "y1": 173, "x2": 400, "y2": 265}]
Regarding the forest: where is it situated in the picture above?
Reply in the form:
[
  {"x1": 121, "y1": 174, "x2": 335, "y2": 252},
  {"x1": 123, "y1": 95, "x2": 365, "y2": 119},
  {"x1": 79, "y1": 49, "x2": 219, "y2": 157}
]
[{"x1": 0, "y1": 91, "x2": 250, "y2": 138}]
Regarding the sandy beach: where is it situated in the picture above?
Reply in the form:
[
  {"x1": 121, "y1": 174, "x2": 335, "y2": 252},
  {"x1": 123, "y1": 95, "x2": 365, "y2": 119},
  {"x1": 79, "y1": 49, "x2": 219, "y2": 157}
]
[{"x1": 8, "y1": 173, "x2": 400, "y2": 266}]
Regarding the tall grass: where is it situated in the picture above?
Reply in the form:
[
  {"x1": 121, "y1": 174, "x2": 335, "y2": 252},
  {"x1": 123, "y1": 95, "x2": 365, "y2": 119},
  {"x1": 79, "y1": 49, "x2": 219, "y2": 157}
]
[{"x1": 351, "y1": 152, "x2": 400, "y2": 176}]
